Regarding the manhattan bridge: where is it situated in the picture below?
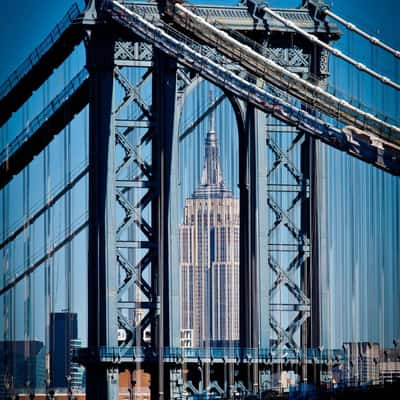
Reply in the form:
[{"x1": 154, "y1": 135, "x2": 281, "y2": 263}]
[{"x1": 0, "y1": 0, "x2": 399, "y2": 399}]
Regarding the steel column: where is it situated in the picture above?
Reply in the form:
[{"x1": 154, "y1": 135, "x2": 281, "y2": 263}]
[
  {"x1": 151, "y1": 49, "x2": 179, "y2": 400},
  {"x1": 85, "y1": 26, "x2": 119, "y2": 399},
  {"x1": 239, "y1": 103, "x2": 269, "y2": 393}
]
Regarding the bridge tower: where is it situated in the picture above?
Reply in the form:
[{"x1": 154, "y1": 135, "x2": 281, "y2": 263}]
[{"x1": 78, "y1": 0, "x2": 339, "y2": 398}]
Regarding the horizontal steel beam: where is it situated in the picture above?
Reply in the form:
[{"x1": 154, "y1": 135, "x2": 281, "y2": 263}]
[
  {"x1": 115, "y1": 119, "x2": 153, "y2": 128},
  {"x1": 118, "y1": 301, "x2": 158, "y2": 309},
  {"x1": 115, "y1": 180, "x2": 155, "y2": 188},
  {"x1": 270, "y1": 304, "x2": 311, "y2": 312},
  {"x1": 120, "y1": 1, "x2": 341, "y2": 36},
  {"x1": 116, "y1": 240, "x2": 156, "y2": 248},
  {"x1": 268, "y1": 184, "x2": 308, "y2": 193}
]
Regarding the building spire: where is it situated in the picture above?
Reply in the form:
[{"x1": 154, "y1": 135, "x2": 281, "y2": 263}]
[{"x1": 200, "y1": 91, "x2": 225, "y2": 188}]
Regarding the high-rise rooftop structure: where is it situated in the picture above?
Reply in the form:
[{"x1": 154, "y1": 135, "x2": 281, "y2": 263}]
[{"x1": 180, "y1": 97, "x2": 240, "y2": 348}]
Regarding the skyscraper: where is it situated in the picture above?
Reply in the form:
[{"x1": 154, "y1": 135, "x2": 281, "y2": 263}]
[{"x1": 180, "y1": 100, "x2": 240, "y2": 348}]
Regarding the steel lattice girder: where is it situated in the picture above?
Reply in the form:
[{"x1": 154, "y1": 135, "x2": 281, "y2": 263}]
[
  {"x1": 267, "y1": 122, "x2": 311, "y2": 351},
  {"x1": 112, "y1": 41, "x2": 159, "y2": 354}
]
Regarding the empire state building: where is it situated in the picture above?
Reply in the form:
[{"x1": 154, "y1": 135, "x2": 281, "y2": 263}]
[{"x1": 180, "y1": 105, "x2": 240, "y2": 348}]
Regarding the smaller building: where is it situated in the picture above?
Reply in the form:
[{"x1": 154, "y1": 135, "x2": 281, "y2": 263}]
[
  {"x1": 0, "y1": 340, "x2": 46, "y2": 396},
  {"x1": 69, "y1": 339, "x2": 85, "y2": 392},
  {"x1": 180, "y1": 329, "x2": 194, "y2": 348},
  {"x1": 379, "y1": 348, "x2": 400, "y2": 384}
]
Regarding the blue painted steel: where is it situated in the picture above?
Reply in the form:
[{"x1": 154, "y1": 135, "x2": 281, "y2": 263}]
[
  {"x1": 239, "y1": 103, "x2": 270, "y2": 391},
  {"x1": 0, "y1": 3, "x2": 84, "y2": 128},
  {"x1": 109, "y1": 5, "x2": 400, "y2": 175},
  {"x1": 77, "y1": 345, "x2": 348, "y2": 363},
  {"x1": 85, "y1": 27, "x2": 119, "y2": 399}
]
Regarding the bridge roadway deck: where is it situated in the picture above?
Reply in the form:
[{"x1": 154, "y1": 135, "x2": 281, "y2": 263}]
[{"x1": 77, "y1": 346, "x2": 347, "y2": 366}]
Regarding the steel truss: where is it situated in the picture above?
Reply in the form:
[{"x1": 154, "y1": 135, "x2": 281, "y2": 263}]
[{"x1": 267, "y1": 121, "x2": 311, "y2": 351}]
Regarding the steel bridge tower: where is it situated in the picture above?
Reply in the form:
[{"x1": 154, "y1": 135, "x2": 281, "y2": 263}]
[{"x1": 75, "y1": 1, "x2": 340, "y2": 398}]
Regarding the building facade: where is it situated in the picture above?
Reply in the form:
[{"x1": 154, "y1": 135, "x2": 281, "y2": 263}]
[
  {"x1": 180, "y1": 105, "x2": 240, "y2": 348},
  {"x1": 342, "y1": 342, "x2": 380, "y2": 386}
]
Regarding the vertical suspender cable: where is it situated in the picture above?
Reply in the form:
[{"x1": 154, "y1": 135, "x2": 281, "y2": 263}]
[
  {"x1": 65, "y1": 57, "x2": 73, "y2": 392},
  {"x1": 43, "y1": 80, "x2": 49, "y2": 392},
  {"x1": 22, "y1": 99, "x2": 32, "y2": 393}
]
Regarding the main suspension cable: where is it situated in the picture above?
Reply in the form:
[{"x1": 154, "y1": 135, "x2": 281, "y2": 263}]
[
  {"x1": 261, "y1": 6, "x2": 400, "y2": 91},
  {"x1": 324, "y1": 8, "x2": 400, "y2": 59},
  {"x1": 172, "y1": 2, "x2": 400, "y2": 139}
]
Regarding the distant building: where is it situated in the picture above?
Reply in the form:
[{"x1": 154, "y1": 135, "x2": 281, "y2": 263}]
[
  {"x1": 69, "y1": 339, "x2": 84, "y2": 392},
  {"x1": 271, "y1": 370, "x2": 299, "y2": 392},
  {"x1": 180, "y1": 101, "x2": 240, "y2": 347},
  {"x1": 343, "y1": 342, "x2": 380, "y2": 386},
  {"x1": 379, "y1": 348, "x2": 400, "y2": 384},
  {"x1": 180, "y1": 329, "x2": 194, "y2": 348},
  {"x1": 0, "y1": 340, "x2": 45, "y2": 396},
  {"x1": 119, "y1": 369, "x2": 151, "y2": 400},
  {"x1": 49, "y1": 312, "x2": 78, "y2": 389}
]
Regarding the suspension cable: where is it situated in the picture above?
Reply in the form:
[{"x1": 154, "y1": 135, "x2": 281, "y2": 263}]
[
  {"x1": 323, "y1": 8, "x2": 400, "y2": 59},
  {"x1": 260, "y1": 6, "x2": 400, "y2": 91},
  {"x1": 171, "y1": 2, "x2": 400, "y2": 139}
]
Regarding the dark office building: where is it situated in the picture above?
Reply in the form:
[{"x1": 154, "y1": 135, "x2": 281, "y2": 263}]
[{"x1": 49, "y1": 312, "x2": 78, "y2": 389}]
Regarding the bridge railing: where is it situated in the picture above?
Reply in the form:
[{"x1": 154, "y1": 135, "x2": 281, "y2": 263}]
[
  {"x1": 77, "y1": 346, "x2": 347, "y2": 363},
  {"x1": 0, "y1": 3, "x2": 81, "y2": 102},
  {"x1": 0, "y1": 68, "x2": 88, "y2": 166}
]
